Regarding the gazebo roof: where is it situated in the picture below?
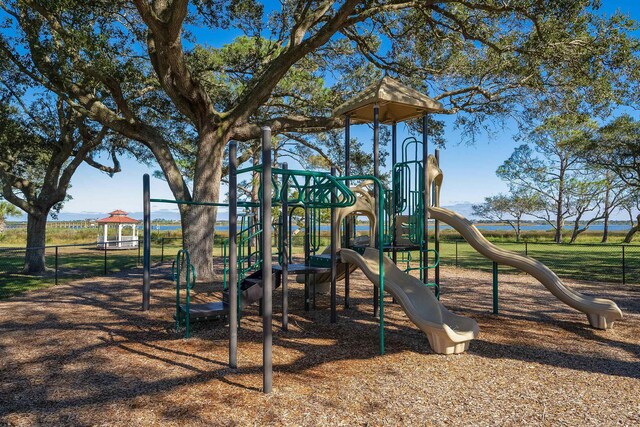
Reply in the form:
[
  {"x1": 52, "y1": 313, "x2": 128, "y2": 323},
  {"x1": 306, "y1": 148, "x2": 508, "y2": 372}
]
[
  {"x1": 97, "y1": 210, "x2": 139, "y2": 224},
  {"x1": 333, "y1": 76, "x2": 444, "y2": 124}
]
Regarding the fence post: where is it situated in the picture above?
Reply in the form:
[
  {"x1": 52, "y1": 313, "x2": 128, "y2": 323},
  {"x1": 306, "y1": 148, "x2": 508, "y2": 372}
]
[
  {"x1": 492, "y1": 261, "x2": 499, "y2": 315},
  {"x1": 622, "y1": 245, "x2": 626, "y2": 285},
  {"x1": 525, "y1": 241, "x2": 528, "y2": 256},
  {"x1": 55, "y1": 246, "x2": 59, "y2": 286},
  {"x1": 104, "y1": 244, "x2": 108, "y2": 275},
  {"x1": 455, "y1": 240, "x2": 458, "y2": 267},
  {"x1": 161, "y1": 237, "x2": 165, "y2": 263}
]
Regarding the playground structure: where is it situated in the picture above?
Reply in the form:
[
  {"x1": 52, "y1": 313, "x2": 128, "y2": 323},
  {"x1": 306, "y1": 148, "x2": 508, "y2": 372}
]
[{"x1": 141, "y1": 76, "x2": 623, "y2": 393}]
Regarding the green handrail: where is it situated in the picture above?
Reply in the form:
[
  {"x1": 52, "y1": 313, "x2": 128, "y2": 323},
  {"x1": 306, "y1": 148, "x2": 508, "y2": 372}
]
[
  {"x1": 237, "y1": 166, "x2": 357, "y2": 209},
  {"x1": 174, "y1": 249, "x2": 197, "y2": 338}
]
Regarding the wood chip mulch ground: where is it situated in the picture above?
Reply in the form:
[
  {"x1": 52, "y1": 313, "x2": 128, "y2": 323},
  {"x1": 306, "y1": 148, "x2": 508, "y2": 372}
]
[{"x1": 0, "y1": 262, "x2": 638, "y2": 426}]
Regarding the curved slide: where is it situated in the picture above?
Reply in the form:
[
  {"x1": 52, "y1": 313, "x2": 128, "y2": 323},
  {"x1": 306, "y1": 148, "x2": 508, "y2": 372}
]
[
  {"x1": 429, "y1": 206, "x2": 623, "y2": 329},
  {"x1": 341, "y1": 247, "x2": 479, "y2": 354}
]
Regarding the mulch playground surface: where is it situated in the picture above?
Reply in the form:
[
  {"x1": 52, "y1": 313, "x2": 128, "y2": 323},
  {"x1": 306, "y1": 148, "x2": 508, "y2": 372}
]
[{"x1": 0, "y1": 262, "x2": 638, "y2": 426}]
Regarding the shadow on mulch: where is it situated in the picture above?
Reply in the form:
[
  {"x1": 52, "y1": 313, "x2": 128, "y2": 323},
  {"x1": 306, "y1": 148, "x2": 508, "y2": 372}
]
[{"x1": 0, "y1": 262, "x2": 638, "y2": 424}]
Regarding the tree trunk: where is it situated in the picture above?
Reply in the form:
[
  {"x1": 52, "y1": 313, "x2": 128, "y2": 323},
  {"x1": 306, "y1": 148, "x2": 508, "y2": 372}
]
[
  {"x1": 555, "y1": 199, "x2": 564, "y2": 243},
  {"x1": 601, "y1": 182, "x2": 611, "y2": 243},
  {"x1": 602, "y1": 211, "x2": 610, "y2": 243},
  {"x1": 554, "y1": 216, "x2": 564, "y2": 243},
  {"x1": 23, "y1": 211, "x2": 49, "y2": 274},
  {"x1": 623, "y1": 214, "x2": 640, "y2": 243},
  {"x1": 555, "y1": 164, "x2": 566, "y2": 244},
  {"x1": 514, "y1": 218, "x2": 521, "y2": 242},
  {"x1": 569, "y1": 214, "x2": 582, "y2": 244},
  {"x1": 180, "y1": 127, "x2": 228, "y2": 282}
]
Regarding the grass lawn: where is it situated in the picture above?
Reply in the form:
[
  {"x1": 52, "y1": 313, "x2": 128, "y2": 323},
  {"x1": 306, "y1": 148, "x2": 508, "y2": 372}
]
[
  {"x1": 2, "y1": 230, "x2": 638, "y2": 300},
  {"x1": 434, "y1": 240, "x2": 640, "y2": 285}
]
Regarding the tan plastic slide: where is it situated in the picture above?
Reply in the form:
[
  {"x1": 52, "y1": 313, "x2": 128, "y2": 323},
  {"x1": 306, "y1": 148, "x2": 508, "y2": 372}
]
[
  {"x1": 429, "y1": 206, "x2": 623, "y2": 329},
  {"x1": 340, "y1": 247, "x2": 479, "y2": 354}
]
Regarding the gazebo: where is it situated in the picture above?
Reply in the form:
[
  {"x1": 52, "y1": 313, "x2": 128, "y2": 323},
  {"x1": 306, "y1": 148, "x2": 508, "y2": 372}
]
[{"x1": 97, "y1": 210, "x2": 139, "y2": 249}]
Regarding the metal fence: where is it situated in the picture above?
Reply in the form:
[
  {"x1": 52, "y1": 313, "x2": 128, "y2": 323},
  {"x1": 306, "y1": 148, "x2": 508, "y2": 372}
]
[
  {"x1": 441, "y1": 240, "x2": 639, "y2": 285},
  {"x1": 0, "y1": 240, "x2": 148, "y2": 298},
  {"x1": 2, "y1": 235, "x2": 637, "y2": 300}
]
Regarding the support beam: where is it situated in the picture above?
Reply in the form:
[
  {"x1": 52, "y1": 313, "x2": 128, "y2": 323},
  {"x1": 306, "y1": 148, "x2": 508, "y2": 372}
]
[
  {"x1": 422, "y1": 115, "x2": 429, "y2": 285},
  {"x1": 493, "y1": 261, "x2": 499, "y2": 315},
  {"x1": 344, "y1": 115, "x2": 351, "y2": 309},
  {"x1": 434, "y1": 148, "x2": 440, "y2": 287},
  {"x1": 304, "y1": 183, "x2": 311, "y2": 311},
  {"x1": 261, "y1": 127, "x2": 273, "y2": 394},
  {"x1": 229, "y1": 141, "x2": 238, "y2": 369},
  {"x1": 142, "y1": 174, "x2": 151, "y2": 310},
  {"x1": 373, "y1": 104, "x2": 379, "y2": 317},
  {"x1": 330, "y1": 166, "x2": 337, "y2": 323},
  {"x1": 281, "y1": 163, "x2": 289, "y2": 331},
  {"x1": 391, "y1": 122, "x2": 397, "y2": 265}
]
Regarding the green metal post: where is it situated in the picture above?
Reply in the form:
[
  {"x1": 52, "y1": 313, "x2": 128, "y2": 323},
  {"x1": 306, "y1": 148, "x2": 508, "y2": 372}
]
[
  {"x1": 55, "y1": 246, "x2": 59, "y2": 286},
  {"x1": 373, "y1": 104, "x2": 379, "y2": 318},
  {"x1": 622, "y1": 245, "x2": 626, "y2": 285},
  {"x1": 330, "y1": 166, "x2": 337, "y2": 323},
  {"x1": 455, "y1": 240, "x2": 458, "y2": 267},
  {"x1": 422, "y1": 114, "x2": 429, "y2": 285},
  {"x1": 492, "y1": 261, "x2": 499, "y2": 314}
]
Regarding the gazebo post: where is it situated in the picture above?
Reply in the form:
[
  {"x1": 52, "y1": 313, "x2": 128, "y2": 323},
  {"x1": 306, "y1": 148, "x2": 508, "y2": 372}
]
[{"x1": 103, "y1": 224, "x2": 108, "y2": 248}]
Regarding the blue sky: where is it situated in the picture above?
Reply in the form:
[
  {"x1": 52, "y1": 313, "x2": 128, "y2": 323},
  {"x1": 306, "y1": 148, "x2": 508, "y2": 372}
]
[{"x1": 57, "y1": 1, "x2": 640, "y2": 220}]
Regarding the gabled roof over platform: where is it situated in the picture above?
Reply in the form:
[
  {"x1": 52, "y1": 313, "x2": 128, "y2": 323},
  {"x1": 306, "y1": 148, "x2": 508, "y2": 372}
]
[
  {"x1": 97, "y1": 210, "x2": 139, "y2": 224},
  {"x1": 333, "y1": 76, "x2": 444, "y2": 124}
]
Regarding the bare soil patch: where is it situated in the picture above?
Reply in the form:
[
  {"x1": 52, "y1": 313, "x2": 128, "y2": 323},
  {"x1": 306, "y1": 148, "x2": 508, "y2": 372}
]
[{"x1": 0, "y1": 262, "x2": 638, "y2": 426}]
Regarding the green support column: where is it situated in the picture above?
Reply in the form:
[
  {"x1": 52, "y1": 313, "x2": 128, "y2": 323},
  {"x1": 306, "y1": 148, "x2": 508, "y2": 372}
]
[{"x1": 492, "y1": 261, "x2": 499, "y2": 315}]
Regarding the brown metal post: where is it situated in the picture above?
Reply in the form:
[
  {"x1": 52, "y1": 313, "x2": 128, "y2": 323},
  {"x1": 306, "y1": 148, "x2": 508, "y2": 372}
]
[
  {"x1": 281, "y1": 163, "x2": 289, "y2": 330},
  {"x1": 229, "y1": 141, "x2": 238, "y2": 369},
  {"x1": 344, "y1": 115, "x2": 351, "y2": 309},
  {"x1": 261, "y1": 127, "x2": 273, "y2": 394}
]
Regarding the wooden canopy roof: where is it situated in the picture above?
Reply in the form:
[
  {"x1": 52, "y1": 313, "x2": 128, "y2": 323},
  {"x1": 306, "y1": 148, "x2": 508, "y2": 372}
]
[{"x1": 333, "y1": 76, "x2": 444, "y2": 124}]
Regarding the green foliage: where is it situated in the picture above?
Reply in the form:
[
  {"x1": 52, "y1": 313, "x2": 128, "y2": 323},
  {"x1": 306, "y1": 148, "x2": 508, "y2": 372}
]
[
  {"x1": 581, "y1": 114, "x2": 640, "y2": 188},
  {"x1": 495, "y1": 113, "x2": 620, "y2": 242},
  {"x1": 2, "y1": 0, "x2": 640, "y2": 274}
]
